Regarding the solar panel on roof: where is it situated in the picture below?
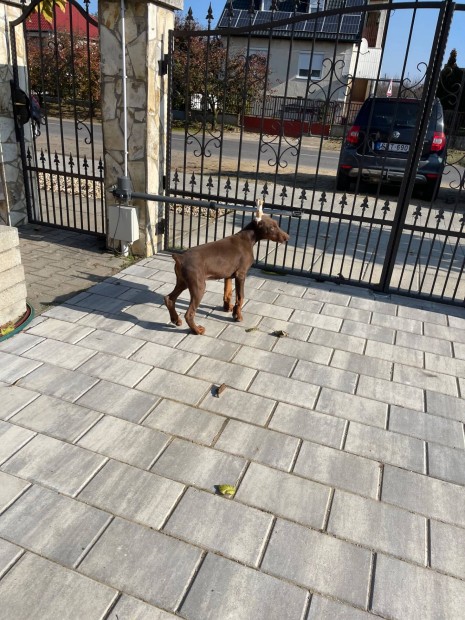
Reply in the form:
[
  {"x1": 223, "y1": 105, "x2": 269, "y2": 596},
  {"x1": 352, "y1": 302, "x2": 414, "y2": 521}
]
[
  {"x1": 341, "y1": 14, "x2": 361, "y2": 34},
  {"x1": 322, "y1": 15, "x2": 339, "y2": 33}
]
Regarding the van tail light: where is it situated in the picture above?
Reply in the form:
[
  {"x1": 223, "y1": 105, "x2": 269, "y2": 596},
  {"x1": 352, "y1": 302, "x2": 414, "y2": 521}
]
[
  {"x1": 346, "y1": 125, "x2": 360, "y2": 144},
  {"x1": 431, "y1": 131, "x2": 446, "y2": 152}
]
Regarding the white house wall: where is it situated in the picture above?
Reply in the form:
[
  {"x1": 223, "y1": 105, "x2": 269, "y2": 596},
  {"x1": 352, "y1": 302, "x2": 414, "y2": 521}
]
[{"x1": 228, "y1": 38, "x2": 353, "y2": 102}]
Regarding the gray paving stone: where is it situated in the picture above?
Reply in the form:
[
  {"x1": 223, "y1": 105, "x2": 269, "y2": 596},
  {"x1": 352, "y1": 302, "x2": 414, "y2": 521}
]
[
  {"x1": 426, "y1": 391, "x2": 465, "y2": 423},
  {"x1": 76, "y1": 329, "x2": 145, "y2": 358},
  {"x1": 364, "y1": 339, "x2": 424, "y2": 367},
  {"x1": 78, "y1": 416, "x2": 169, "y2": 469},
  {"x1": 77, "y1": 312, "x2": 136, "y2": 334},
  {"x1": 261, "y1": 278, "x2": 309, "y2": 298},
  {"x1": 345, "y1": 422, "x2": 425, "y2": 471},
  {"x1": 74, "y1": 293, "x2": 129, "y2": 314},
  {"x1": 18, "y1": 363, "x2": 98, "y2": 403},
  {"x1": 381, "y1": 465, "x2": 465, "y2": 527},
  {"x1": 393, "y1": 364, "x2": 458, "y2": 397},
  {"x1": 258, "y1": 316, "x2": 312, "y2": 341},
  {"x1": 0, "y1": 385, "x2": 39, "y2": 421},
  {"x1": 77, "y1": 351, "x2": 152, "y2": 388},
  {"x1": 196, "y1": 313, "x2": 252, "y2": 335},
  {"x1": 275, "y1": 293, "x2": 322, "y2": 313},
  {"x1": 424, "y1": 322, "x2": 465, "y2": 344},
  {"x1": 78, "y1": 459, "x2": 184, "y2": 529},
  {"x1": 430, "y1": 519, "x2": 465, "y2": 580},
  {"x1": 293, "y1": 359, "x2": 358, "y2": 394},
  {"x1": 180, "y1": 552, "x2": 307, "y2": 620},
  {"x1": 316, "y1": 388, "x2": 388, "y2": 428},
  {"x1": 397, "y1": 304, "x2": 448, "y2": 324},
  {"x1": 304, "y1": 287, "x2": 351, "y2": 306},
  {"x1": 232, "y1": 345, "x2": 296, "y2": 377},
  {"x1": 0, "y1": 332, "x2": 44, "y2": 355},
  {"x1": 2, "y1": 434, "x2": 107, "y2": 497},
  {"x1": 165, "y1": 487, "x2": 272, "y2": 565},
  {"x1": 249, "y1": 371, "x2": 319, "y2": 409},
  {"x1": 0, "y1": 421, "x2": 35, "y2": 466},
  {"x1": 216, "y1": 420, "x2": 299, "y2": 470},
  {"x1": 76, "y1": 380, "x2": 159, "y2": 423},
  {"x1": 321, "y1": 302, "x2": 371, "y2": 323},
  {"x1": 152, "y1": 438, "x2": 246, "y2": 491},
  {"x1": 176, "y1": 334, "x2": 240, "y2": 362},
  {"x1": 448, "y1": 314, "x2": 465, "y2": 329},
  {"x1": 428, "y1": 442, "x2": 465, "y2": 486},
  {"x1": 122, "y1": 264, "x2": 160, "y2": 279},
  {"x1": 23, "y1": 337, "x2": 97, "y2": 370},
  {"x1": 243, "y1": 299, "x2": 293, "y2": 321},
  {"x1": 10, "y1": 394, "x2": 101, "y2": 443},
  {"x1": 328, "y1": 490, "x2": 425, "y2": 563},
  {"x1": 0, "y1": 553, "x2": 117, "y2": 619},
  {"x1": 108, "y1": 595, "x2": 176, "y2": 620},
  {"x1": 389, "y1": 405, "x2": 464, "y2": 449},
  {"x1": 273, "y1": 337, "x2": 333, "y2": 366},
  {"x1": 0, "y1": 352, "x2": 42, "y2": 384},
  {"x1": 262, "y1": 519, "x2": 371, "y2": 607},
  {"x1": 199, "y1": 387, "x2": 275, "y2": 426},
  {"x1": 269, "y1": 402, "x2": 345, "y2": 447},
  {"x1": 357, "y1": 374, "x2": 424, "y2": 411},
  {"x1": 143, "y1": 399, "x2": 225, "y2": 445},
  {"x1": 0, "y1": 485, "x2": 110, "y2": 568},
  {"x1": 396, "y1": 330, "x2": 453, "y2": 356},
  {"x1": 86, "y1": 280, "x2": 132, "y2": 299},
  {"x1": 138, "y1": 367, "x2": 212, "y2": 406},
  {"x1": 0, "y1": 538, "x2": 22, "y2": 578},
  {"x1": 187, "y1": 356, "x2": 256, "y2": 391},
  {"x1": 308, "y1": 594, "x2": 374, "y2": 619},
  {"x1": 0, "y1": 471, "x2": 29, "y2": 513},
  {"x1": 330, "y1": 349, "x2": 392, "y2": 381},
  {"x1": 236, "y1": 461, "x2": 330, "y2": 528},
  {"x1": 131, "y1": 340, "x2": 199, "y2": 373},
  {"x1": 455, "y1": 341, "x2": 465, "y2": 361},
  {"x1": 79, "y1": 517, "x2": 202, "y2": 610},
  {"x1": 372, "y1": 553, "x2": 465, "y2": 619},
  {"x1": 425, "y1": 351, "x2": 465, "y2": 378},
  {"x1": 292, "y1": 310, "x2": 343, "y2": 332},
  {"x1": 309, "y1": 327, "x2": 365, "y2": 354},
  {"x1": 27, "y1": 317, "x2": 95, "y2": 344},
  {"x1": 349, "y1": 296, "x2": 397, "y2": 316},
  {"x1": 341, "y1": 319, "x2": 395, "y2": 344},
  {"x1": 294, "y1": 441, "x2": 380, "y2": 499},
  {"x1": 371, "y1": 311, "x2": 423, "y2": 334},
  {"x1": 218, "y1": 324, "x2": 277, "y2": 351}
]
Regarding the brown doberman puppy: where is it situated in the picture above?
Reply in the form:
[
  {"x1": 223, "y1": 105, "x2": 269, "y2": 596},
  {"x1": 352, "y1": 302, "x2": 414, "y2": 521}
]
[{"x1": 164, "y1": 202, "x2": 290, "y2": 335}]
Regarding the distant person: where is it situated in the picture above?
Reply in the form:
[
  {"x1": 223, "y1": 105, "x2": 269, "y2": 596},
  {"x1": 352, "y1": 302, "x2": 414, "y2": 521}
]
[{"x1": 30, "y1": 94, "x2": 42, "y2": 137}]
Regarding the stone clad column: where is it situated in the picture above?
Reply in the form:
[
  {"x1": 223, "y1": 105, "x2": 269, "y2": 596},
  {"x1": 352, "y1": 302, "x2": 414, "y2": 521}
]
[
  {"x1": 99, "y1": 0, "x2": 182, "y2": 257},
  {"x1": 0, "y1": 4, "x2": 29, "y2": 227}
]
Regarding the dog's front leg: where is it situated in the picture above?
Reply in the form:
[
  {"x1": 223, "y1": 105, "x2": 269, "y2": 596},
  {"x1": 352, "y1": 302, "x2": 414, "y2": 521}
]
[
  {"x1": 233, "y1": 275, "x2": 245, "y2": 322},
  {"x1": 223, "y1": 278, "x2": 233, "y2": 312}
]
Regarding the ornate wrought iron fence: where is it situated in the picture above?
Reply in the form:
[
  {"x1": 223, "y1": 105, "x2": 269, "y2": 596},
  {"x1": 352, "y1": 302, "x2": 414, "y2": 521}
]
[
  {"x1": 10, "y1": 0, "x2": 105, "y2": 235},
  {"x1": 167, "y1": 0, "x2": 465, "y2": 306}
]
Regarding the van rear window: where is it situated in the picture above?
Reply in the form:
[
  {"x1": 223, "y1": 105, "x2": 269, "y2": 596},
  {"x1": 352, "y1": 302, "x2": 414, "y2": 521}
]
[{"x1": 359, "y1": 101, "x2": 421, "y2": 129}]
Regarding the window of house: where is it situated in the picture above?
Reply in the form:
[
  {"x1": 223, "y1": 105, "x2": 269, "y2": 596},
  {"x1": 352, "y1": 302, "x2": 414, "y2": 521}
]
[{"x1": 297, "y1": 52, "x2": 325, "y2": 79}]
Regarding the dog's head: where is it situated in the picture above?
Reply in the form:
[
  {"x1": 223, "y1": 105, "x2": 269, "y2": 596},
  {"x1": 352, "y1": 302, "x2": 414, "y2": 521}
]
[{"x1": 254, "y1": 214, "x2": 290, "y2": 244}]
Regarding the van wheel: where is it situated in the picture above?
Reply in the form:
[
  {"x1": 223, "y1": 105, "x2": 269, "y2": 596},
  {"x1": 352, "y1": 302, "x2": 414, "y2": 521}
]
[
  {"x1": 336, "y1": 172, "x2": 351, "y2": 192},
  {"x1": 423, "y1": 180, "x2": 439, "y2": 202}
]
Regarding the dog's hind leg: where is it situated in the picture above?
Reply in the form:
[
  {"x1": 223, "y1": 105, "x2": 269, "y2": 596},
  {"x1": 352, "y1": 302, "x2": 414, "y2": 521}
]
[
  {"x1": 185, "y1": 282, "x2": 206, "y2": 335},
  {"x1": 223, "y1": 278, "x2": 233, "y2": 312},
  {"x1": 164, "y1": 255, "x2": 186, "y2": 326},
  {"x1": 233, "y1": 274, "x2": 246, "y2": 322},
  {"x1": 164, "y1": 281, "x2": 187, "y2": 326}
]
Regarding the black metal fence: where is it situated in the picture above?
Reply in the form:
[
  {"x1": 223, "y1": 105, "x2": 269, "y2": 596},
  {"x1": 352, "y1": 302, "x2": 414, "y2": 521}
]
[
  {"x1": 10, "y1": 0, "x2": 105, "y2": 235},
  {"x1": 167, "y1": 1, "x2": 465, "y2": 306}
]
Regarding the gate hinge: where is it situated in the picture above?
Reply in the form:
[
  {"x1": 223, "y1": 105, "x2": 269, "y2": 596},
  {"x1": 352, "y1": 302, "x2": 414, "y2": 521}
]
[
  {"x1": 156, "y1": 218, "x2": 166, "y2": 235},
  {"x1": 159, "y1": 54, "x2": 169, "y2": 76}
]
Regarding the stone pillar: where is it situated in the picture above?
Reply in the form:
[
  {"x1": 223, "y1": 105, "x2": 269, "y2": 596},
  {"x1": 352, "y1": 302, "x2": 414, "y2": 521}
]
[
  {"x1": 0, "y1": 225, "x2": 27, "y2": 328},
  {"x1": 99, "y1": 0, "x2": 182, "y2": 257},
  {"x1": 0, "y1": 4, "x2": 29, "y2": 227}
]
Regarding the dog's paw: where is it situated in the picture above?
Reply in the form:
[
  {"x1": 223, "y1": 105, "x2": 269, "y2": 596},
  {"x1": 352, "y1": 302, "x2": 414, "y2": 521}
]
[
  {"x1": 197, "y1": 325, "x2": 206, "y2": 335},
  {"x1": 176, "y1": 318, "x2": 182, "y2": 326},
  {"x1": 223, "y1": 303, "x2": 233, "y2": 312},
  {"x1": 234, "y1": 315, "x2": 243, "y2": 322}
]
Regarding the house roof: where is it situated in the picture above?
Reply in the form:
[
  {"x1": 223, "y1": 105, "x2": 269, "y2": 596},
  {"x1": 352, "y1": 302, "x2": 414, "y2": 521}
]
[
  {"x1": 25, "y1": 2, "x2": 98, "y2": 39},
  {"x1": 217, "y1": 0, "x2": 366, "y2": 41}
]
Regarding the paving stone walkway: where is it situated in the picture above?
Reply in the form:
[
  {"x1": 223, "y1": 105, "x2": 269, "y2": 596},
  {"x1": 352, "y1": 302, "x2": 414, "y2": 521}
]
[{"x1": 1, "y1": 251, "x2": 465, "y2": 619}]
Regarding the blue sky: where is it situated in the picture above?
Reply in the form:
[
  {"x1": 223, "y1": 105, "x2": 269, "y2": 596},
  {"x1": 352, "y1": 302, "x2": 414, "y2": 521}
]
[{"x1": 89, "y1": 0, "x2": 463, "y2": 79}]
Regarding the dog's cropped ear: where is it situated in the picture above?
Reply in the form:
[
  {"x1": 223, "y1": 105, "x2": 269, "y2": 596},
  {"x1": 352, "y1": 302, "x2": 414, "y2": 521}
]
[{"x1": 254, "y1": 199, "x2": 264, "y2": 222}]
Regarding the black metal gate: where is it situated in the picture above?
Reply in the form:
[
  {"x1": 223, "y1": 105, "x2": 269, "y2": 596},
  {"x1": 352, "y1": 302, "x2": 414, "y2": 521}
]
[
  {"x1": 10, "y1": 0, "x2": 105, "y2": 235},
  {"x1": 166, "y1": 1, "x2": 465, "y2": 306}
]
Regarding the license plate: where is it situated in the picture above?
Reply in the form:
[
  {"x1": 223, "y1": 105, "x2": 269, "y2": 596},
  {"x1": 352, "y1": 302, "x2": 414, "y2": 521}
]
[{"x1": 374, "y1": 142, "x2": 410, "y2": 153}]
